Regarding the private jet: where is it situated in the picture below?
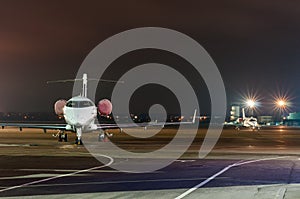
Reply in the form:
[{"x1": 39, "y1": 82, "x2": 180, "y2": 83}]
[
  {"x1": 226, "y1": 108, "x2": 260, "y2": 131},
  {"x1": 0, "y1": 74, "x2": 197, "y2": 144}
]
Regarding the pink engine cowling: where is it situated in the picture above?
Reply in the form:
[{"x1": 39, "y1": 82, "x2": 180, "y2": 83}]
[
  {"x1": 54, "y1": 99, "x2": 67, "y2": 115},
  {"x1": 98, "y1": 99, "x2": 112, "y2": 116}
]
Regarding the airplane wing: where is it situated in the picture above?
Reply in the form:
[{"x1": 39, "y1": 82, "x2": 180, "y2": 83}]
[
  {"x1": 0, "y1": 123, "x2": 67, "y2": 132},
  {"x1": 97, "y1": 109, "x2": 197, "y2": 129},
  {"x1": 97, "y1": 121, "x2": 194, "y2": 129},
  {"x1": 223, "y1": 122, "x2": 243, "y2": 128},
  {"x1": 0, "y1": 110, "x2": 197, "y2": 131},
  {"x1": 0, "y1": 120, "x2": 195, "y2": 132}
]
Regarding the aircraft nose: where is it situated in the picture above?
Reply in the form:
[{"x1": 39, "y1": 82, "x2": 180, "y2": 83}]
[{"x1": 67, "y1": 113, "x2": 85, "y2": 125}]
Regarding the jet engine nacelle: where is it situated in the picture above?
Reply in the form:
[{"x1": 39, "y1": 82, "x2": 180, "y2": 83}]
[
  {"x1": 98, "y1": 99, "x2": 112, "y2": 116},
  {"x1": 54, "y1": 99, "x2": 67, "y2": 115}
]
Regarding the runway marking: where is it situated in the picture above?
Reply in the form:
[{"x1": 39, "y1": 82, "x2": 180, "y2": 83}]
[
  {"x1": 0, "y1": 154, "x2": 114, "y2": 193},
  {"x1": 0, "y1": 144, "x2": 31, "y2": 147},
  {"x1": 275, "y1": 187, "x2": 286, "y2": 199},
  {"x1": 18, "y1": 168, "x2": 125, "y2": 173},
  {"x1": 0, "y1": 173, "x2": 88, "y2": 180},
  {"x1": 175, "y1": 160, "x2": 196, "y2": 163},
  {"x1": 175, "y1": 156, "x2": 289, "y2": 199}
]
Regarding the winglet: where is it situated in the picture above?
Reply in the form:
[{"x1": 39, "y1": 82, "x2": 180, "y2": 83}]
[{"x1": 192, "y1": 109, "x2": 197, "y2": 124}]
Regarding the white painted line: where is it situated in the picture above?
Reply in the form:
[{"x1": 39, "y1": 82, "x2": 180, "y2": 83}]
[
  {"x1": 275, "y1": 187, "x2": 286, "y2": 199},
  {"x1": 175, "y1": 156, "x2": 288, "y2": 199},
  {"x1": 174, "y1": 166, "x2": 233, "y2": 199},
  {"x1": 175, "y1": 160, "x2": 196, "y2": 163},
  {"x1": 18, "y1": 168, "x2": 125, "y2": 173},
  {"x1": 0, "y1": 144, "x2": 31, "y2": 147},
  {"x1": 232, "y1": 156, "x2": 288, "y2": 167},
  {"x1": 0, "y1": 173, "x2": 86, "y2": 180},
  {"x1": 0, "y1": 154, "x2": 114, "y2": 193}
]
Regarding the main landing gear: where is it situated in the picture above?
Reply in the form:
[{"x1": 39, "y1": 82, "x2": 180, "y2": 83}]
[
  {"x1": 53, "y1": 130, "x2": 68, "y2": 142},
  {"x1": 98, "y1": 131, "x2": 113, "y2": 142}
]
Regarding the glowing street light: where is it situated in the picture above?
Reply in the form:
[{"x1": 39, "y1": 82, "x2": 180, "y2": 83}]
[
  {"x1": 246, "y1": 99, "x2": 256, "y2": 108},
  {"x1": 240, "y1": 91, "x2": 260, "y2": 116},
  {"x1": 271, "y1": 90, "x2": 292, "y2": 113},
  {"x1": 276, "y1": 99, "x2": 286, "y2": 108},
  {"x1": 273, "y1": 97, "x2": 290, "y2": 112},
  {"x1": 244, "y1": 98, "x2": 257, "y2": 116},
  {"x1": 273, "y1": 98, "x2": 290, "y2": 124}
]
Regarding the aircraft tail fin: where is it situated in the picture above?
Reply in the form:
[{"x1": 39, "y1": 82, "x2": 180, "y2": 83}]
[
  {"x1": 242, "y1": 108, "x2": 246, "y2": 120},
  {"x1": 192, "y1": 109, "x2": 197, "y2": 124},
  {"x1": 47, "y1": 73, "x2": 124, "y2": 98}
]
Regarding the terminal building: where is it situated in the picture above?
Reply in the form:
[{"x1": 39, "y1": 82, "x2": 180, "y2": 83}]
[
  {"x1": 283, "y1": 112, "x2": 300, "y2": 126},
  {"x1": 257, "y1": 116, "x2": 273, "y2": 125},
  {"x1": 229, "y1": 104, "x2": 240, "y2": 121}
]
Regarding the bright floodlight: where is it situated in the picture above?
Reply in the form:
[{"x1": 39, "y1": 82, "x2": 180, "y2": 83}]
[
  {"x1": 246, "y1": 99, "x2": 256, "y2": 108},
  {"x1": 276, "y1": 99, "x2": 286, "y2": 107}
]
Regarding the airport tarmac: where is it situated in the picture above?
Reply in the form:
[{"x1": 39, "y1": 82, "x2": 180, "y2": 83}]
[{"x1": 0, "y1": 127, "x2": 300, "y2": 198}]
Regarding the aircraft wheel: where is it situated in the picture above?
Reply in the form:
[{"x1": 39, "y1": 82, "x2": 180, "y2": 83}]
[
  {"x1": 98, "y1": 132, "x2": 106, "y2": 142},
  {"x1": 58, "y1": 134, "x2": 63, "y2": 142},
  {"x1": 75, "y1": 138, "x2": 83, "y2": 145},
  {"x1": 63, "y1": 134, "x2": 68, "y2": 142}
]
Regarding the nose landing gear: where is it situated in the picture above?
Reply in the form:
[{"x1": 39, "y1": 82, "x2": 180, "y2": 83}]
[{"x1": 75, "y1": 127, "x2": 83, "y2": 145}]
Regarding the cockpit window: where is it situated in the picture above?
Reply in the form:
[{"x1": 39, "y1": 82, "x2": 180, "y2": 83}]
[
  {"x1": 66, "y1": 101, "x2": 94, "y2": 108},
  {"x1": 79, "y1": 101, "x2": 94, "y2": 107},
  {"x1": 66, "y1": 101, "x2": 77, "y2": 107}
]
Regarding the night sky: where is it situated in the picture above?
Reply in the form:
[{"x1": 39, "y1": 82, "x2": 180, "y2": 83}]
[{"x1": 0, "y1": 0, "x2": 300, "y2": 115}]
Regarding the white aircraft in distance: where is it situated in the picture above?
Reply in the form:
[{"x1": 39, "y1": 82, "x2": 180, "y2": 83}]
[
  {"x1": 225, "y1": 108, "x2": 260, "y2": 131},
  {"x1": 0, "y1": 74, "x2": 197, "y2": 145}
]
